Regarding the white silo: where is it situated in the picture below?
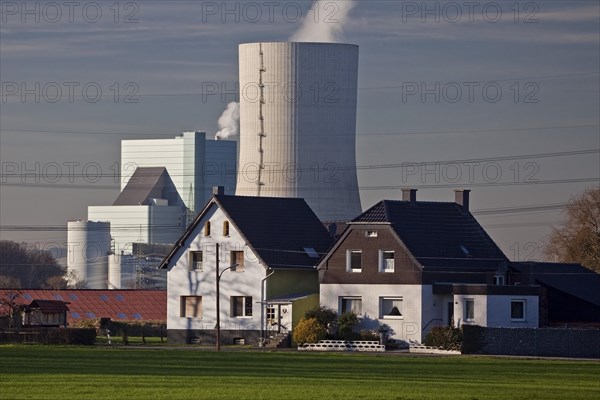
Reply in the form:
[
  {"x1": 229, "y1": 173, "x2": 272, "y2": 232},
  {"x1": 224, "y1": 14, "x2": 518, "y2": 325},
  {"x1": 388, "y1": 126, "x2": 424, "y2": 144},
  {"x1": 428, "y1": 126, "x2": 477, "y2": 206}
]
[
  {"x1": 108, "y1": 253, "x2": 138, "y2": 289},
  {"x1": 67, "y1": 221, "x2": 111, "y2": 289},
  {"x1": 236, "y1": 42, "x2": 362, "y2": 221}
]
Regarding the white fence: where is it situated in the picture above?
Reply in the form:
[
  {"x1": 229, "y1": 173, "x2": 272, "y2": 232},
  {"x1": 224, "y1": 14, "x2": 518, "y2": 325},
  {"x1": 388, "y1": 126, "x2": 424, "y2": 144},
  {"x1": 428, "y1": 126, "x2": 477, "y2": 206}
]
[{"x1": 298, "y1": 340, "x2": 385, "y2": 352}]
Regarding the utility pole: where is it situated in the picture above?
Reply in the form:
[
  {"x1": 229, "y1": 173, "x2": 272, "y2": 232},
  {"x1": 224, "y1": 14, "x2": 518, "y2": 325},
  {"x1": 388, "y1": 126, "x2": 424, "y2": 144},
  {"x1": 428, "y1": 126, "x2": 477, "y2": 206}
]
[{"x1": 216, "y1": 243, "x2": 221, "y2": 351}]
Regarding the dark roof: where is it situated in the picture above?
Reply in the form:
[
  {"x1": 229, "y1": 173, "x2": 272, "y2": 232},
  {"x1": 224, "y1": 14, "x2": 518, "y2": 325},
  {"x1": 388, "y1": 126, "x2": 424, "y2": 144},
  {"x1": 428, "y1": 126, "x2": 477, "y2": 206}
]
[
  {"x1": 27, "y1": 300, "x2": 69, "y2": 313},
  {"x1": 353, "y1": 200, "x2": 507, "y2": 269},
  {"x1": 161, "y1": 195, "x2": 334, "y2": 270},
  {"x1": 0, "y1": 290, "x2": 166, "y2": 323},
  {"x1": 113, "y1": 167, "x2": 181, "y2": 206},
  {"x1": 511, "y1": 262, "x2": 600, "y2": 307}
]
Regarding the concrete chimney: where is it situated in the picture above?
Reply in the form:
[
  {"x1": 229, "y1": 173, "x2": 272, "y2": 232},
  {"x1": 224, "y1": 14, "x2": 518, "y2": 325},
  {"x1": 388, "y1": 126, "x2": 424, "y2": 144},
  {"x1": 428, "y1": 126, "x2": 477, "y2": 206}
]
[
  {"x1": 213, "y1": 186, "x2": 225, "y2": 196},
  {"x1": 401, "y1": 188, "x2": 417, "y2": 202},
  {"x1": 454, "y1": 189, "x2": 470, "y2": 211}
]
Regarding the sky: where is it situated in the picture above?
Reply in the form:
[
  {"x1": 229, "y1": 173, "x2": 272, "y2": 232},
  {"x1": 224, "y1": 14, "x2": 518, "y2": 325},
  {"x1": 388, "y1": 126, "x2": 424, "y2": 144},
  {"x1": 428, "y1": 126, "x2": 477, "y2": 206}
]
[{"x1": 1, "y1": 0, "x2": 599, "y2": 264}]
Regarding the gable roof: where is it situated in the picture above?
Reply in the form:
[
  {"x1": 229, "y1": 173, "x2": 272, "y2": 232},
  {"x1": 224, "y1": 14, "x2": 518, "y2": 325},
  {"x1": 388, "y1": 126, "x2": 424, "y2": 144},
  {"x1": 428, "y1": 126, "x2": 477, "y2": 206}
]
[
  {"x1": 351, "y1": 200, "x2": 507, "y2": 269},
  {"x1": 0, "y1": 290, "x2": 166, "y2": 323},
  {"x1": 160, "y1": 194, "x2": 334, "y2": 270},
  {"x1": 27, "y1": 299, "x2": 69, "y2": 313},
  {"x1": 510, "y1": 262, "x2": 600, "y2": 307},
  {"x1": 113, "y1": 167, "x2": 180, "y2": 206}
]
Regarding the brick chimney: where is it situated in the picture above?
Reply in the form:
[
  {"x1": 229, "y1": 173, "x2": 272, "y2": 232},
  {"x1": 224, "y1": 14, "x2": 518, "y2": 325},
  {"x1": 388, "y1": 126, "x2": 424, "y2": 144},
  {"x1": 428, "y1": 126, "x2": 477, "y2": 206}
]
[
  {"x1": 454, "y1": 189, "x2": 470, "y2": 211},
  {"x1": 401, "y1": 188, "x2": 417, "y2": 202}
]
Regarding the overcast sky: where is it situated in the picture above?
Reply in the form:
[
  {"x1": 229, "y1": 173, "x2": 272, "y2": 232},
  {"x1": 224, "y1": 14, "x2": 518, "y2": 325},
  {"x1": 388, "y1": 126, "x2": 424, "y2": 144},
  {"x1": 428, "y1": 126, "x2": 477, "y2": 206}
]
[{"x1": 1, "y1": 0, "x2": 599, "y2": 263}]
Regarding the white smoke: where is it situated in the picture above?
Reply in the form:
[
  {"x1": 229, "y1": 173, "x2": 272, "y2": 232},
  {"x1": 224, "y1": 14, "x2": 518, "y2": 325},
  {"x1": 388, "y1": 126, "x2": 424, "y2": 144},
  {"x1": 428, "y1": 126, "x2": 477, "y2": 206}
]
[
  {"x1": 214, "y1": 102, "x2": 240, "y2": 140},
  {"x1": 289, "y1": 0, "x2": 356, "y2": 42}
]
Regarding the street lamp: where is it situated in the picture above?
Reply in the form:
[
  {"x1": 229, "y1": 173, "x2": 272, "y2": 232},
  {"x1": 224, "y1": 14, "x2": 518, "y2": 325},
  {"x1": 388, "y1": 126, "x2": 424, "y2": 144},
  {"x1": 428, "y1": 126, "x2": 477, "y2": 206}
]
[{"x1": 215, "y1": 242, "x2": 238, "y2": 351}]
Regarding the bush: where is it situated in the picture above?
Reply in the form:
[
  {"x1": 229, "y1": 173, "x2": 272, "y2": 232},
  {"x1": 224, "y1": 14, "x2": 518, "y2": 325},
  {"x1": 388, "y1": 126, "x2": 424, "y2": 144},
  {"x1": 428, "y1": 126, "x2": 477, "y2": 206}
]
[
  {"x1": 338, "y1": 312, "x2": 359, "y2": 341},
  {"x1": 293, "y1": 318, "x2": 327, "y2": 344},
  {"x1": 304, "y1": 306, "x2": 337, "y2": 336},
  {"x1": 359, "y1": 330, "x2": 380, "y2": 342},
  {"x1": 424, "y1": 326, "x2": 463, "y2": 351}
]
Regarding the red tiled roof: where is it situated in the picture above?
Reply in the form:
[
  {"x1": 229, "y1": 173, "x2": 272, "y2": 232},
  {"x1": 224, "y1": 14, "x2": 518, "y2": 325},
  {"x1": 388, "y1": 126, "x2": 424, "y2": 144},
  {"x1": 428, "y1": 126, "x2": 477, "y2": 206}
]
[{"x1": 0, "y1": 290, "x2": 166, "y2": 324}]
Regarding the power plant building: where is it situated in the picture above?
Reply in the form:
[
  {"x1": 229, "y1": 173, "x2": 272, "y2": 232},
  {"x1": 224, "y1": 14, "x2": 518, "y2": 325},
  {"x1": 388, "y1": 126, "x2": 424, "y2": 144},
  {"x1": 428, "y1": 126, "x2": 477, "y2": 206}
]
[{"x1": 236, "y1": 42, "x2": 362, "y2": 221}]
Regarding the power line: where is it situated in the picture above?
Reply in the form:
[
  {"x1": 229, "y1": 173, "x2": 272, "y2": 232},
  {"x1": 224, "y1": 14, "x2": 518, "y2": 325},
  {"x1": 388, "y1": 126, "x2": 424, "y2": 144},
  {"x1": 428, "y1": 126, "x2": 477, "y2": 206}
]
[{"x1": 1, "y1": 123, "x2": 598, "y2": 137}]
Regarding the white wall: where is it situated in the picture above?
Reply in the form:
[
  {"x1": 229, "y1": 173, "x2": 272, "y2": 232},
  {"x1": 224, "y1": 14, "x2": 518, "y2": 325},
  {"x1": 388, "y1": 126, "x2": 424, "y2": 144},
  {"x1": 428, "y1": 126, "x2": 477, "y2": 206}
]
[
  {"x1": 167, "y1": 205, "x2": 265, "y2": 332},
  {"x1": 453, "y1": 294, "x2": 539, "y2": 328},
  {"x1": 320, "y1": 283, "x2": 426, "y2": 342},
  {"x1": 88, "y1": 205, "x2": 184, "y2": 255}
]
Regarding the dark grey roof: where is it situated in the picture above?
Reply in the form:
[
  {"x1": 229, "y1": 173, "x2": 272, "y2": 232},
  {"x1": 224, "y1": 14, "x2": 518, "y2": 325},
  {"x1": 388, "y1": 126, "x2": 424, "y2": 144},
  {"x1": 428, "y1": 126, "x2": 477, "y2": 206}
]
[
  {"x1": 113, "y1": 167, "x2": 181, "y2": 206},
  {"x1": 353, "y1": 200, "x2": 507, "y2": 269},
  {"x1": 160, "y1": 195, "x2": 334, "y2": 270},
  {"x1": 214, "y1": 195, "x2": 334, "y2": 269},
  {"x1": 511, "y1": 262, "x2": 600, "y2": 307}
]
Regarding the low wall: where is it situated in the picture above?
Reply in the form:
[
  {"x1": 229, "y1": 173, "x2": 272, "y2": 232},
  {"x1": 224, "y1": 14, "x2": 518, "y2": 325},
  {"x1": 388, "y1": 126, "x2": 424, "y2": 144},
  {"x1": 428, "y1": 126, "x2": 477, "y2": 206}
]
[
  {"x1": 298, "y1": 340, "x2": 385, "y2": 352},
  {"x1": 462, "y1": 326, "x2": 600, "y2": 358},
  {"x1": 168, "y1": 329, "x2": 260, "y2": 345}
]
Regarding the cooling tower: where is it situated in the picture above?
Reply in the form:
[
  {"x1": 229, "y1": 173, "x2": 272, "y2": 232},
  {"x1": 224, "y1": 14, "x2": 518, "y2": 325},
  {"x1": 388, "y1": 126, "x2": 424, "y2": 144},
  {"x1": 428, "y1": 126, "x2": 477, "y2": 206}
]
[
  {"x1": 236, "y1": 42, "x2": 362, "y2": 221},
  {"x1": 67, "y1": 221, "x2": 111, "y2": 289}
]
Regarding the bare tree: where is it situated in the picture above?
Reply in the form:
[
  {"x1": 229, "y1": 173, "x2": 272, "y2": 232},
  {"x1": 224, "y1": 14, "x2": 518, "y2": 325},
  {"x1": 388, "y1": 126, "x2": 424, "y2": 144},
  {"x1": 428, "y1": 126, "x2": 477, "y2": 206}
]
[
  {"x1": 545, "y1": 187, "x2": 600, "y2": 272},
  {"x1": 0, "y1": 288, "x2": 24, "y2": 328}
]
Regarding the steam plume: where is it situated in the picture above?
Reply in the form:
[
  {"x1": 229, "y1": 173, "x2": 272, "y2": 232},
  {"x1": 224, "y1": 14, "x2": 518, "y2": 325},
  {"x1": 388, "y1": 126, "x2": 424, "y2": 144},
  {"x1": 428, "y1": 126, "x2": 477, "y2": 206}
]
[
  {"x1": 214, "y1": 102, "x2": 240, "y2": 139},
  {"x1": 289, "y1": 0, "x2": 356, "y2": 42}
]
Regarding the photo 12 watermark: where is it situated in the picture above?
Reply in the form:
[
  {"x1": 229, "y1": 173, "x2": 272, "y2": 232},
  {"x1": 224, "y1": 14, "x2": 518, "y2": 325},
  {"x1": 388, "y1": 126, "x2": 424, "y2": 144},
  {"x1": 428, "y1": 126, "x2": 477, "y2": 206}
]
[
  {"x1": 0, "y1": 1, "x2": 139, "y2": 24},
  {"x1": 1, "y1": 81, "x2": 140, "y2": 103},
  {"x1": 400, "y1": 1, "x2": 540, "y2": 23}
]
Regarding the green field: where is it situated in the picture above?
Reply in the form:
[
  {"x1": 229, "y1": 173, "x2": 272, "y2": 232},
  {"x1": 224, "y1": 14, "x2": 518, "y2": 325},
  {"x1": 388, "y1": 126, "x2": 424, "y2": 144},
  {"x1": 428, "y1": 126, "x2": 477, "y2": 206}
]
[{"x1": 0, "y1": 346, "x2": 598, "y2": 400}]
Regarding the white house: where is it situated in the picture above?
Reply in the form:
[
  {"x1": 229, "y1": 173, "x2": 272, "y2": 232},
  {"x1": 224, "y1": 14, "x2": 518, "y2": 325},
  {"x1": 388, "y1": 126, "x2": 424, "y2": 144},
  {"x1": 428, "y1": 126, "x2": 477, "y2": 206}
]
[
  {"x1": 317, "y1": 189, "x2": 540, "y2": 343},
  {"x1": 160, "y1": 187, "x2": 334, "y2": 345}
]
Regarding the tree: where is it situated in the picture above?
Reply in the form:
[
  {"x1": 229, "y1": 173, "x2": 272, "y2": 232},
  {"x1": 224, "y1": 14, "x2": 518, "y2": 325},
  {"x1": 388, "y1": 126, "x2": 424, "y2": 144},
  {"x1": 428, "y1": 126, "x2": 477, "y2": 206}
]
[
  {"x1": 545, "y1": 187, "x2": 600, "y2": 272},
  {"x1": 304, "y1": 306, "x2": 337, "y2": 337},
  {"x1": 0, "y1": 289, "x2": 24, "y2": 328},
  {"x1": 0, "y1": 241, "x2": 65, "y2": 288}
]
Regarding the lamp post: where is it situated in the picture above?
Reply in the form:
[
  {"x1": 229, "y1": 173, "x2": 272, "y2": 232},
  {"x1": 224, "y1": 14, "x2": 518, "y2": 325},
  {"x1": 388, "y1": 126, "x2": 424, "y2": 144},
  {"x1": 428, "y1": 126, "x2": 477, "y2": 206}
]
[{"x1": 215, "y1": 243, "x2": 238, "y2": 351}]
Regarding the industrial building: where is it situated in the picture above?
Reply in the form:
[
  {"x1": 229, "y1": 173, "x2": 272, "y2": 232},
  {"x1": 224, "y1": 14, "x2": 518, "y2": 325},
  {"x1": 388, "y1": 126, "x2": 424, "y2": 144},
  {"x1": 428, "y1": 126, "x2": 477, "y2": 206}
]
[
  {"x1": 236, "y1": 42, "x2": 362, "y2": 221},
  {"x1": 67, "y1": 131, "x2": 237, "y2": 289}
]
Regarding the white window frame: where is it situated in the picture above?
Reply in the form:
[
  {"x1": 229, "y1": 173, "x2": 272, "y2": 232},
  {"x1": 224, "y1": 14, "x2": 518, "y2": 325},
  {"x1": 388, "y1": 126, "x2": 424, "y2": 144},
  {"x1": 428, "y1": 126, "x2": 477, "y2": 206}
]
[
  {"x1": 180, "y1": 296, "x2": 202, "y2": 319},
  {"x1": 380, "y1": 297, "x2": 403, "y2": 319},
  {"x1": 379, "y1": 250, "x2": 395, "y2": 273},
  {"x1": 340, "y1": 296, "x2": 362, "y2": 315},
  {"x1": 231, "y1": 296, "x2": 253, "y2": 318},
  {"x1": 464, "y1": 299, "x2": 475, "y2": 321},
  {"x1": 510, "y1": 299, "x2": 526, "y2": 321},
  {"x1": 365, "y1": 230, "x2": 378, "y2": 237},
  {"x1": 189, "y1": 251, "x2": 203, "y2": 271},
  {"x1": 494, "y1": 274, "x2": 505, "y2": 285},
  {"x1": 346, "y1": 250, "x2": 362, "y2": 272}
]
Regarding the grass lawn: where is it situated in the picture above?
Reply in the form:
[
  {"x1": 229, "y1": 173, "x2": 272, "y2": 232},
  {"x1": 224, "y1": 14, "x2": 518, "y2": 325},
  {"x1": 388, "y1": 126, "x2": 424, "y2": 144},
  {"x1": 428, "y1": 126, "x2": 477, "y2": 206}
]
[{"x1": 0, "y1": 346, "x2": 598, "y2": 400}]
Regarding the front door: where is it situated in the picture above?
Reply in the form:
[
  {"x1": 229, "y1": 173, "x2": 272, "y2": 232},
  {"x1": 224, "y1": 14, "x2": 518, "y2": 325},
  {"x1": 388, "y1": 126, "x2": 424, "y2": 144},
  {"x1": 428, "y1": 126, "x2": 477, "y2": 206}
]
[{"x1": 447, "y1": 302, "x2": 454, "y2": 326}]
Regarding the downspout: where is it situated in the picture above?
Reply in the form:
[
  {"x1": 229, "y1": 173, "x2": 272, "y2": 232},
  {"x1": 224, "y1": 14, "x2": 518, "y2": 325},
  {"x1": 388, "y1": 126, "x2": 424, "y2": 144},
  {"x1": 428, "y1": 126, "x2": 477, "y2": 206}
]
[{"x1": 260, "y1": 269, "x2": 275, "y2": 342}]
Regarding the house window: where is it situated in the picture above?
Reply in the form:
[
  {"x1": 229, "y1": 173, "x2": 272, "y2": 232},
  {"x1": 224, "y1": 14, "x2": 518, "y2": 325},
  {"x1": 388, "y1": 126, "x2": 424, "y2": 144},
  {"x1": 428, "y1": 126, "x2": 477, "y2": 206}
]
[
  {"x1": 366, "y1": 230, "x2": 378, "y2": 237},
  {"x1": 346, "y1": 250, "x2": 362, "y2": 272},
  {"x1": 232, "y1": 296, "x2": 253, "y2": 317},
  {"x1": 231, "y1": 250, "x2": 244, "y2": 271},
  {"x1": 189, "y1": 251, "x2": 203, "y2": 271},
  {"x1": 180, "y1": 296, "x2": 202, "y2": 318},
  {"x1": 494, "y1": 274, "x2": 505, "y2": 285},
  {"x1": 379, "y1": 250, "x2": 395, "y2": 272},
  {"x1": 511, "y1": 300, "x2": 526, "y2": 321},
  {"x1": 380, "y1": 297, "x2": 403, "y2": 319},
  {"x1": 340, "y1": 297, "x2": 362, "y2": 315},
  {"x1": 223, "y1": 221, "x2": 230, "y2": 236},
  {"x1": 204, "y1": 221, "x2": 211, "y2": 236},
  {"x1": 464, "y1": 299, "x2": 475, "y2": 321}
]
